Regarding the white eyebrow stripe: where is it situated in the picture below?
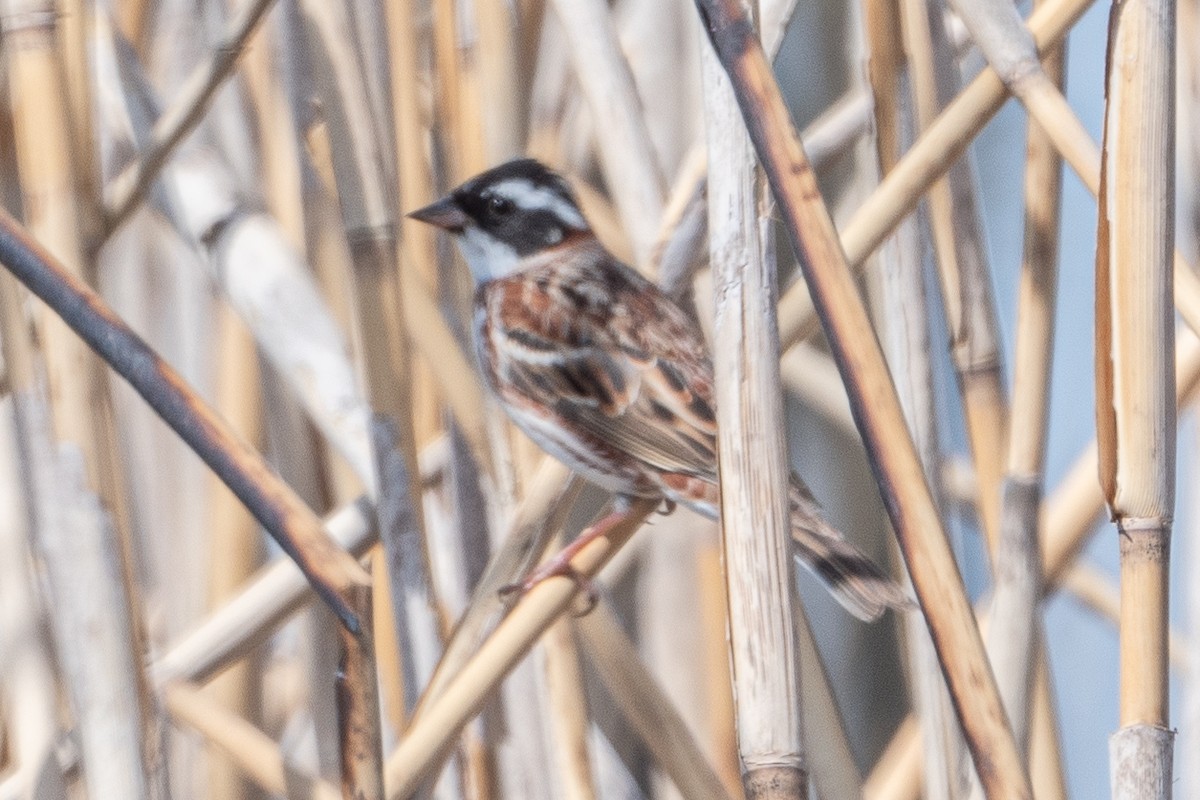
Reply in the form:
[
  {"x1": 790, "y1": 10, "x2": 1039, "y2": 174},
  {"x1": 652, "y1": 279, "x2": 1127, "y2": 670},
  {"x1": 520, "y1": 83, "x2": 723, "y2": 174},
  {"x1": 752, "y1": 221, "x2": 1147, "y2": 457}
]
[{"x1": 491, "y1": 179, "x2": 588, "y2": 229}]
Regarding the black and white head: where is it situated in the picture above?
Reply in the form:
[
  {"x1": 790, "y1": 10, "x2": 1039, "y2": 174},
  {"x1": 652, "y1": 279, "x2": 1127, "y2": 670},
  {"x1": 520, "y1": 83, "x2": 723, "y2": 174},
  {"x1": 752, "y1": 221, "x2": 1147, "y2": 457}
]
[{"x1": 408, "y1": 159, "x2": 591, "y2": 283}]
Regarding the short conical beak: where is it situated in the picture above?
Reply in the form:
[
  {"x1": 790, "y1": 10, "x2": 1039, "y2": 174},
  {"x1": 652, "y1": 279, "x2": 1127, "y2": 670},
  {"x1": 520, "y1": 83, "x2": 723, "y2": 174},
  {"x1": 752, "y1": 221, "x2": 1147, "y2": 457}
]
[{"x1": 407, "y1": 196, "x2": 469, "y2": 231}]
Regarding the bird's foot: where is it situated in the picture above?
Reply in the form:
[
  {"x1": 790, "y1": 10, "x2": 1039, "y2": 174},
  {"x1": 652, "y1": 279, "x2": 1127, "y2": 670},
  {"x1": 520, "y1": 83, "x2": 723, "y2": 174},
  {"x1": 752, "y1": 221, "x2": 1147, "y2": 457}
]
[{"x1": 498, "y1": 507, "x2": 630, "y2": 614}]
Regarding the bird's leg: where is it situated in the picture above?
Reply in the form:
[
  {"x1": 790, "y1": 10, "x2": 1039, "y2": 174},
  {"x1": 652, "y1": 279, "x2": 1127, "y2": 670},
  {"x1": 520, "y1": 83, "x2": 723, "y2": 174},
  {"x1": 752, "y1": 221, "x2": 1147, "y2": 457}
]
[{"x1": 499, "y1": 499, "x2": 637, "y2": 611}]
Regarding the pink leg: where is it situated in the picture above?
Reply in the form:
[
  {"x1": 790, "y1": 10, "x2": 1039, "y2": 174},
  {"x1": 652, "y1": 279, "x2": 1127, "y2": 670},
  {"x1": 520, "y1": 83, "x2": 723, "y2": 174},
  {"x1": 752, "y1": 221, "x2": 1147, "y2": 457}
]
[{"x1": 500, "y1": 506, "x2": 634, "y2": 607}]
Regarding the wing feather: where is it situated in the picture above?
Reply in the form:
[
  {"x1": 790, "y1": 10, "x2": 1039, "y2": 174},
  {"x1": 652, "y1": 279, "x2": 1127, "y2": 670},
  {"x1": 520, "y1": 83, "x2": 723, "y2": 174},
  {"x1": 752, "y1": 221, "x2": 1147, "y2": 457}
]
[{"x1": 486, "y1": 249, "x2": 718, "y2": 481}]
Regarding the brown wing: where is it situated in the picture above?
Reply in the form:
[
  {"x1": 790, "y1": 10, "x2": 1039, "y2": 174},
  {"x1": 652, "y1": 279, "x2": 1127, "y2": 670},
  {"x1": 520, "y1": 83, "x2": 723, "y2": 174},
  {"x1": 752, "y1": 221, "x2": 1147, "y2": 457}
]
[{"x1": 484, "y1": 244, "x2": 719, "y2": 482}]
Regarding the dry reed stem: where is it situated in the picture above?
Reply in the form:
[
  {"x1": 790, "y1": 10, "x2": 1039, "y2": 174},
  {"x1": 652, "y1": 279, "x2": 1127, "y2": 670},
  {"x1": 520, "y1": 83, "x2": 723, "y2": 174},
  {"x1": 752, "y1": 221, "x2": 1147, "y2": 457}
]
[
  {"x1": 57, "y1": 0, "x2": 102, "y2": 250},
  {"x1": 542, "y1": 619, "x2": 596, "y2": 800},
  {"x1": 1028, "y1": 642, "x2": 1069, "y2": 799},
  {"x1": 154, "y1": 497, "x2": 375, "y2": 685},
  {"x1": 415, "y1": 461, "x2": 578, "y2": 714},
  {"x1": 702, "y1": 7, "x2": 804, "y2": 795},
  {"x1": 695, "y1": 1, "x2": 1029, "y2": 795},
  {"x1": 868, "y1": 329, "x2": 1200, "y2": 796},
  {"x1": 1095, "y1": 0, "x2": 1176, "y2": 785},
  {"x1": 866, "y1": 11, "x2": 964, "y2": 793},
  {"x1": 775, "y1": 0, "x2": 1095, "y2": 350},
  {"x1": 1061, "y1": 563, "x2": 1189, "y2": 674},
  {"x1": 902, "y1": 0, "x2": 1008, "y2": 557},
  {"x1": 982, "y1": 8, "x2": 1065, "y2": 753},
  {"x1": 0, "y1": 207, "x2": 371, "y2": 630},
  {"x1": 792, "y1": 597, "x2": 862, "y2": 798},
  {"x1": 337, "y1": 581, "x2": 384, "y2": 800},
  {"x1": 206, "y1": 306, "x2": 265, "y2": 800},
  {"x1": 577, "y1": 604, "x2": 732, "y2": 800},
  {"x1": 100, "y1": 0, "x2": 279, "y2": 238},
  {"x1": 386, "y1": 0, "x2": 444, "y2": 451},
  {"x1": 3, "y1": 5, "x2": 154, "y2": 791},
  {"x1": 383, "y1": 500, "x2": 657, "y2": 799},
  {"x1": 164, "y1": 682, "x2": 341, "y2": 800},
  {"x1": 945, "y1": 0, "x2": 1100, "y2": 189},
  {"x1": 475, "y1": 0, "x2": 522, "y2": 163},
  {"x1": 0, "y1": 399, "x2": 61, "y2": 799},
  {"x1": 547, "y1": 0, "x2": 665, "y2": 265},
  {"x1": 159, "y1": 152, "x2": 377, "y2": 486},
  {"x1": 299, "y1": 0, "x2": 443, "y2": 732}
]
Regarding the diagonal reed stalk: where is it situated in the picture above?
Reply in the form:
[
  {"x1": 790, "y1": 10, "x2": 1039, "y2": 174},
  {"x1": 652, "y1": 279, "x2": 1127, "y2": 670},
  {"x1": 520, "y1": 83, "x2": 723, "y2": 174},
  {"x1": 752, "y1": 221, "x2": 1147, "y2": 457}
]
[
  {"x1": 0, "y1": 207, "x2": 370, "y2": 630},
  {"x1": 694, "y1": 0, "x2": 1032, "y2": 794}
]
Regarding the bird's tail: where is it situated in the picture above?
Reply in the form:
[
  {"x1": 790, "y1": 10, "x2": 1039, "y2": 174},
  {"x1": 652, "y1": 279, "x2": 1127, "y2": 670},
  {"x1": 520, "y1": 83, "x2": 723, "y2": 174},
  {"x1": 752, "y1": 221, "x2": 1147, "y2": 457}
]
[{"x1": 789, "y1": 478, "x2": 911, "y2": 621}]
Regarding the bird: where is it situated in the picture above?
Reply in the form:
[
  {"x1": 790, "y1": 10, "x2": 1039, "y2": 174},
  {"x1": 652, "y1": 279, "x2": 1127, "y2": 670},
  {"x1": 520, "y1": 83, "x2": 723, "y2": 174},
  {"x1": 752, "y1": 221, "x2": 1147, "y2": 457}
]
[{"x1": 409, "y1": 158, "x2": 908, "y2": 621}]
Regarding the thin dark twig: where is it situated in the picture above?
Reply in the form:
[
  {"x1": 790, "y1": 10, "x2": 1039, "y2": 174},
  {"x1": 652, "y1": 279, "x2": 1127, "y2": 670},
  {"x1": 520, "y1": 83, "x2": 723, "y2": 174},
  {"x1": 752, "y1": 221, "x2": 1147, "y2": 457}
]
[
  {"x1": 337, "y1": 584, "x2": 383, "y2": 800},
  {"x1": 98, "y1": 0, "x2": 279, "y2": 243},
  {"x1": 0, "y1": 207, "x2": 369, "y2": 632}
]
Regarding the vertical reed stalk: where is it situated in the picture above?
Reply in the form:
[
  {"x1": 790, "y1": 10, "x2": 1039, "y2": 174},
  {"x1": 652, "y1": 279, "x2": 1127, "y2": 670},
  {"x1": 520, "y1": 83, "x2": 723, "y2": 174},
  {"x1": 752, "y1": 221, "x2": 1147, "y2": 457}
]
[
  {"x1": 541, "y1": 619, "x2": 597, "y2": 800},
  {"x1": 298, "y1": 0, "x2": 439, "y2": 742},
  {"x1": 206, "y1": 306, "x2": 266, "y2": 800},
  {"x1": 1097, "y1": 0, "x2": 1177, "y2": 787},
  {"x1": 387, "y1": 0, "x2": 443, "y2": 451},
  {"x1": 904, "y1": 0, "x2": 1008, "y2": 556},
  {"x1": 701, "y1": 3, "x2": 805, "y2": 795},
  {"x1": 1, "y1": 2, "x2": 153, "y2": 794},
  {"x1": 868, "y1": 0, "x2": 969, "y2": 794},
  {"x1": 695, "y1": 0, "x2": 1031, "y2": 794},
  {"x1": 986, "y1": 1, "x2": 1065, "y2": 751},
  {"x1": 774, "y1": 0, "x2": 1095, "y2": 350},
  {"x1": 546, "y1": 0, "x2": 666, "y2": 265}
]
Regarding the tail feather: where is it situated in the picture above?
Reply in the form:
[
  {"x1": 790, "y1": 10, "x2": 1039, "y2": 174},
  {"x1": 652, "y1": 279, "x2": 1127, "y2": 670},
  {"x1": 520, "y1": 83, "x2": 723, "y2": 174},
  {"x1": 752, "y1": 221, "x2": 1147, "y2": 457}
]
[{"x1": 789, "y1": 479, "x2": 912, "y2": 621}]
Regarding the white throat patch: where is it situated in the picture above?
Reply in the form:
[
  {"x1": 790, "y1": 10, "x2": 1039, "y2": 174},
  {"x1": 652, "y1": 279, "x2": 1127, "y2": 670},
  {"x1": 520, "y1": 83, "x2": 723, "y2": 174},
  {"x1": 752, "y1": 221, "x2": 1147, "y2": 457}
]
[{"x1": 456, "y1": 226, "x2": 520, "y2": 282}]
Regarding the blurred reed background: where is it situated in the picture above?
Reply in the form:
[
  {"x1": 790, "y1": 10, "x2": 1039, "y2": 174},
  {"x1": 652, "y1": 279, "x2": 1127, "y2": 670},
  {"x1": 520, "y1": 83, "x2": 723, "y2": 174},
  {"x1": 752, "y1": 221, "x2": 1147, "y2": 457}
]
[{"x1": 0, "y1": 0, "x2": 1193, "y2": 797}]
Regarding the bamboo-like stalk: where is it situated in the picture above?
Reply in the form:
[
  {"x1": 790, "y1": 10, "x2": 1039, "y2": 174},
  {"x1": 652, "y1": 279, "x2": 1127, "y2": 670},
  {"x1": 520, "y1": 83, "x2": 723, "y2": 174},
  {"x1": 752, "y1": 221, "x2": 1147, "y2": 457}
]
[
  {"x1": 695, "y1": 1, "x2": 1030, "y2": 795},
  {"x1": 100, "y1": 0, "x2": 279, "y2": 238},
  {"x1": 775, "y1": 0, "x2": 1096, "y2": 349},
  {"x1": 383, "y1": 500, "x2": 656, "y2": 799},
  {"x1": 546, "y1": 0, "x2": 665, "y2": 265},
  {"x1": 702, "y1": 6, "x2": 805, "y2": 796},
  {"x1": 154, "y1": 497, "x2": 375, "y2": 686},
  {"x1": 576, "y1": 603, "x2": 733, "y2": 800},
  {"x1": 0, "y1": 398, "x2": 61, "y2": 800},
  {"x1": 864, "y1": 328, "x2": 1200, "y2": 796},
  {"x1": 0, "y1": 207, "x2": 371, "y2": 629},
  {"x1": 1097, "y1": 0, "x2": 1177, "y2": 785},
  {"x1": 1182, "y1": 4, "x2": 1200, "y2": 795},
  {"x1": 903, "y1": 0, "x2": 1008, "y2": 557},
  {"x1": 983, "y1": 0, "x2": 1066, "y2": 751},
  {"x1": 164, "y1": 681, "x2": 342, "y2": 800},
  {"x1": 864, "y1": 1, "x2": 972, "y2": 794},
  {"x1": 944, "y1": 0, "x2": 1099, "y2": 191},
  {"x1": 2, "y1": 4, "x2": 154, "y2": 793},
  {"x1": 541, "y1": 619, "x2": 597, "y2": 800},
  {"x1": 1060, "y1": 563, "x2": 1189, "y2": 673},
  {"x1": 1028, "y1": 643, "x2": 1069, "y2": 800},
  {"x1": 298, "y1": 0, "x2": 441, "y2": 741},
  {"x1": 414, "y1": 459, "x2": 577, "y2": 712},
  {"x1": 862, "y1": 4, "x2": 966, "y2": 793},
  {"x1": 206, "y1": 305, "x2": 266, "y2": 800},
  {"x1": 386, "y1": 0, "x2": 444, "y2": 453},
  {"x1": 337, "y1": 580, "x2": 384, "y2": 800}
]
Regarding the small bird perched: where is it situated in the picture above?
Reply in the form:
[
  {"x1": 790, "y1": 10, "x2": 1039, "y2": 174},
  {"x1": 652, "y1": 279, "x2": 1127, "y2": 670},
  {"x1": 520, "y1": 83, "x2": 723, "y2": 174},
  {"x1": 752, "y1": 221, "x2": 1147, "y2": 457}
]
[{"x1": 410, "y1": 158, "x2": 907, "y2": 621}]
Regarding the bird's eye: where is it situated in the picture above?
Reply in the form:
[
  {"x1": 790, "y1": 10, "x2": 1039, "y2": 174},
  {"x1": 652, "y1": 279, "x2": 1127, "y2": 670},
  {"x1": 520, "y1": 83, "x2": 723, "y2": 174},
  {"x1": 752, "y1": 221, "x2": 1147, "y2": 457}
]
[{"x1": 488, "y1": 195, "x2": 515, "y2": 216}]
